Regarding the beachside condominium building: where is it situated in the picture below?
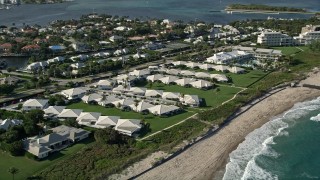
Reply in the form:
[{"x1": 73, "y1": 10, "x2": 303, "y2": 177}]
[
  {"x1": 206, "y1": 50, "x2": 252, "y2": 64},
  {"x1": 257, "y1": 32, "x2": 293, "y2": 46},
  {"x1": 233, "y1": 46, "x2": 282, "y2": 62},
  {"x1": 294, "y1": 25, "x2": 320, "y2": 45}
]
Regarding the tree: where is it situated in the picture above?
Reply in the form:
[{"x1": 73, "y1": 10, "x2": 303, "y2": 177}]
[
  {"x1": 8, "y1": 167, "x2": 19, "y2": 180},
  {"x1": 94, "y1": 128, "x2": 121, "y2": 145}
]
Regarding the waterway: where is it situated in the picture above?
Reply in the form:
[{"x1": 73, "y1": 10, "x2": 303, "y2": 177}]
[{"x1": 0, "y1": 0, "x2": 319, "y2": 26}]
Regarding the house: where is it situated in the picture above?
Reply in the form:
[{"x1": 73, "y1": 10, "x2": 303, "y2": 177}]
[
  {"x1": 44, "y1": 106, "x2": 66, "y2": 118},
  {"x1": 229, "y1": 66, "x2": 245, "y2": 74},
  {"x1": 57, "y1": 109, "x2": 83, "y2": 120},
  {"x1": 133, "y1": 52, "x2": 149, "y2": 59},
  {"x1": 115, "y1": 119, "x2": 142, "y2": 136},
  {"x1": 166, "y1": 69, "x2": 180, "y2": 76},
  {"x1": 98, "y1": 95, "x2": 121, "y2": 107},
  {"x1": 24, "y1": 125, "x2": 90, "y2": 158},
  {"x1": 181, "y1": 95, "x2": 200, "y2": 107},
  {"x1": 71, "y1": 43, "x2": 89, "y2": 52},
  {"x1": 112, "y1": 99, "x2": 135, "y2": 109},
  {"x1": 114, "y1": 48, "x2": 129, "y2": 56},
  {"x1": 0, "y1": 119, "x2": 23, "y2": 131},
  {"x1": 195, "y1": 72, "x2": 211, "y2": 79},
  {"x1": 174, "y1": 78, "x2": 195, "y2": 87},
  {"x1": 172, "y1": 61, "x2": 186, "y2": 66},
  {"x1": 76, "y1": 112, "x2": 101, "y2": 125},
  {"x1": 94, "y1": 116, "x2": 120, "y2": 128},
  {"x1": 147, "y1": 105, "x2": 180, "y2": 116},
  {"x1": 145, "y1": 89, "x2": 163, "y2": 98},
  {"x1": 128, "y1": 87, "x2": 147, "y2": 96},
  {"x1": 0, "y1": 43, "x2": 12, "y2": 53},
  {"x1": 146, "y1": 74, "x2": 165, "y2": 82},
  {"x1": 210, "y1": 74, "x2": 228, "y2": 82},
  {"x1": 109, "y1": 35, "x2": 123, "y2": 42},
  {"x1": 129, "y1": 100, "x2": 154, "y2": 113},
  {"x1": 214, "y1": 65, "x2": 229, "y2": 72},
  {"x1": 21, "y1": 44, "x2": 41, "y2": 53},
  {"x1": 162, "y1": 92, "x2": 181, "y2": 100},
  {"x1": 81, "y1": 93, "x2": 102, "y2": 104},
  {"x1": 199, "y1": 64, "x2": 213, "y2": 71},
  {"x1": 190, "y1": 80, "x2": 213, "y2": 89},
  {"x1": 180, "y1": 70, "x2": 195, "y2": 77},
  {"x1": 112, "y1": 85, "x2": 128, "y2": 94},
  {"x1": 95, "y1": 79, "x2": 116, "y2": 90},
  {"x1": 185, "y1": 62, "x2": 200, "y2": 69},
  {"x1": 61, "y1": 88, "x2": 86, "y2": 100},
  {"x1": 115, "y1": 74, "x2": 137, "y2": 85},
  {"x1": 0, "y1": 76, "x2": 20, "y2": 85},
  {"x1": 49, "y1": 45, "x2": 66, "y2": 52},
  {"x1": 129, "y1": 69, "x2": 150, "y2": 78},
  {"x1": 159, "y1": 76, "x2": 179, "y2": 84},
  {"x1": 22, "y1": 99, "x2": 49, "y2": 111}
]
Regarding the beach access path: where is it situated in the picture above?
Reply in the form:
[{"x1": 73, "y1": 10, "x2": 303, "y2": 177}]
[{"x1": 136, "y1": 73, "x2": 320, "y2": 180}]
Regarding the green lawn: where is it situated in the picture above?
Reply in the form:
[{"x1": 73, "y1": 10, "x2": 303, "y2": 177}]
[
  {"x1": 227, "y1": 70, "x2": 268, "y2": 87},
  {"x1": 67, "y1": 102, "x2": 195, "y2": 136},
  {"x1": 0, "y1": 137, "x2": 94, "y2": 180},
  {"x1": 142, "y1": 82, "x2": 241, "y2": 108},
  {"x1": 273, "y1": 46, "x2": 308, "y2": 56}
]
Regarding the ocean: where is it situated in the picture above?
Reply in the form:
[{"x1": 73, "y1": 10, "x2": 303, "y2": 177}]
[
  {"x1": 223, "y1": 96, "x2": 320, "y2": 180},
  {"x1": 0, "y1": 0, "x2": 319, "y2": 26}
]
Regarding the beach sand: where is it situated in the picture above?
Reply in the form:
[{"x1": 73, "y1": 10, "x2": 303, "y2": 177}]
[{"x1": 137, "y1": 73, "x2": 320, "y2": 180}]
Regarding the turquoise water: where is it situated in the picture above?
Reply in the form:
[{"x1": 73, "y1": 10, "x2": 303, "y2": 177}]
[
  {"x1": 0, "y1": 0, "x2": 319, "y2": 26},
  {"x1": 223, "y1": 97, "x2": 320, "y2": 180}
]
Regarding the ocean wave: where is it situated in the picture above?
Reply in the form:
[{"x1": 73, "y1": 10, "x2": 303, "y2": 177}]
[
  {"x1": 310, "y1": 113, "x2": 320, "y2": 122},
  {"x1": 223, "y1": 96, "x2": 320, "y2": 180}
]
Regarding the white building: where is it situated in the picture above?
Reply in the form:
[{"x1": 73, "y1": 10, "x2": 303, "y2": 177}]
[
  {"x1": 22, "y1": 99, "x2": 49, "y2": 111},
  {"x1": 206, "y1": 51, "x2": 251, "y2": 64},
  {"x1": 257, "y1": 32, "x2": 293, "y2": 46},
  {"x1": 0, "y1": 119, "x2": 23, "y2": 131},
  {"x1": 61, "y1": 88, "x2": 87, "y2": 100},
  {"x1": 294, "y1": 25, "x2": 320, "y2": 45},
  {"x1": 115, "y1": 119, "x2": 142, "y2": 136}
]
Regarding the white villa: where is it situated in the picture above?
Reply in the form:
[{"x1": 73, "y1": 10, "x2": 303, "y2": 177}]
[
  {"x1": 23, "y1": 125, "x2": 90, "y2": 159},
  {"x1": 190, "y1": 80, "x2": 213, "y2": 89},
  {"x1": 61, "y1": 88, "x2": 87, "y2": 100},
  {"x1": 95, "y1": 79, "x2": 115, "y2": 90},
  {"x1": 22, "y1": 99, "x2": 49, "y2": 111},
  {"x1": 77, "y1": 112, "x2": 101, "y2": 125},
  {"x1": 57, "y1": 109, "x2": 83, "y2": 120},
  {"x1": 147, "y1": 105, "x2": 180, "y2": 116},
  {"x1": 115, "y1": 119, "x2": 142, "y2": 136},
  {"x1": 44, "y1": 106, "x2": 66, "y2": 118}
]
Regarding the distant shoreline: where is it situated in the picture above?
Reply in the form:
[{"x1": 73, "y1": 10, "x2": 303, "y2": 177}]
[{"x1": 224, "y1": 8, "x2": 318, "y2": 15}]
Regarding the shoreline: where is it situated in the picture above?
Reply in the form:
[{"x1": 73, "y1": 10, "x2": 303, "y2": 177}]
[
  {"x1": 137, "y1": 72, "x2": 320, "y2": 180},
  {"x1": 224, "y1": 8, "x2": 317, "y2": 15}
]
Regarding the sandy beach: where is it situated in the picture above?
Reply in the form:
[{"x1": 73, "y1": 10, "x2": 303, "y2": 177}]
[{"x1": 137, "y1": 72, "x2": 320, "y2": 180}]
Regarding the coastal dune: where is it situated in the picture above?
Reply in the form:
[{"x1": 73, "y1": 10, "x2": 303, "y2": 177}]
[{"x1": 138, "y1": 73, "x2": 320, "y2": 180}]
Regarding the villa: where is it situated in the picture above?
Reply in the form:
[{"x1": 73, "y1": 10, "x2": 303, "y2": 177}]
[
  {"x1": 23, "y1": 125, "x2": 90, "y2": 159},
  {"x1": 115, "y1": 119, "x2": 142, "y2": 136},
  {"x1": 22, "y1": 99, "x2": 49, "y2": 111}
]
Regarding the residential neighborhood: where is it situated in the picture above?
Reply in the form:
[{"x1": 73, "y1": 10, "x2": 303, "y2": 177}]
[{"x1": 0, "y1": 7, "x2": 320, "y2": 180}]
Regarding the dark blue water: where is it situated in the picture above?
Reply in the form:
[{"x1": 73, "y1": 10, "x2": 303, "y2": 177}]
[
  {"x1": 0, "y1": 0, "x2": 319, "y2": 26},
  {"x1": 223, "y1": 97, "x2": 320, "y2": 180}
]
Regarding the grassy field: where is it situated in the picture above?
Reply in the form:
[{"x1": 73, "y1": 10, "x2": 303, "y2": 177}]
[
  {"x1": 67, "y1": 102, "x2": 196, "y2": 136},
  {"x1": 141, "y1": 82, "x2": 241, "y2": 108},
  {"x1": 0, "y1": 137, "x2": 94, "y2": 180},
  {"x1": 226, "y1": 70, "x2": 268, "y2": 87},
  {"x1": 273, "y1": 46, "x2": 309, "y2": 56}
]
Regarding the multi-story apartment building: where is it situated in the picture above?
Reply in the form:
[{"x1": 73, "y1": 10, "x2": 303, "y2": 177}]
[
  {"x1": 294, "y1": 25, "x2": 320, "y2": 45},
  {"x1": 257, "y1": 32, "x2": 293, "y2": 46}
]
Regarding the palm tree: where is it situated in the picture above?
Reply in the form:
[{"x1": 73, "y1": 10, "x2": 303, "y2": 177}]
[{"x1": 8, "y1": 167, "x2": 19, "y2": 180}]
